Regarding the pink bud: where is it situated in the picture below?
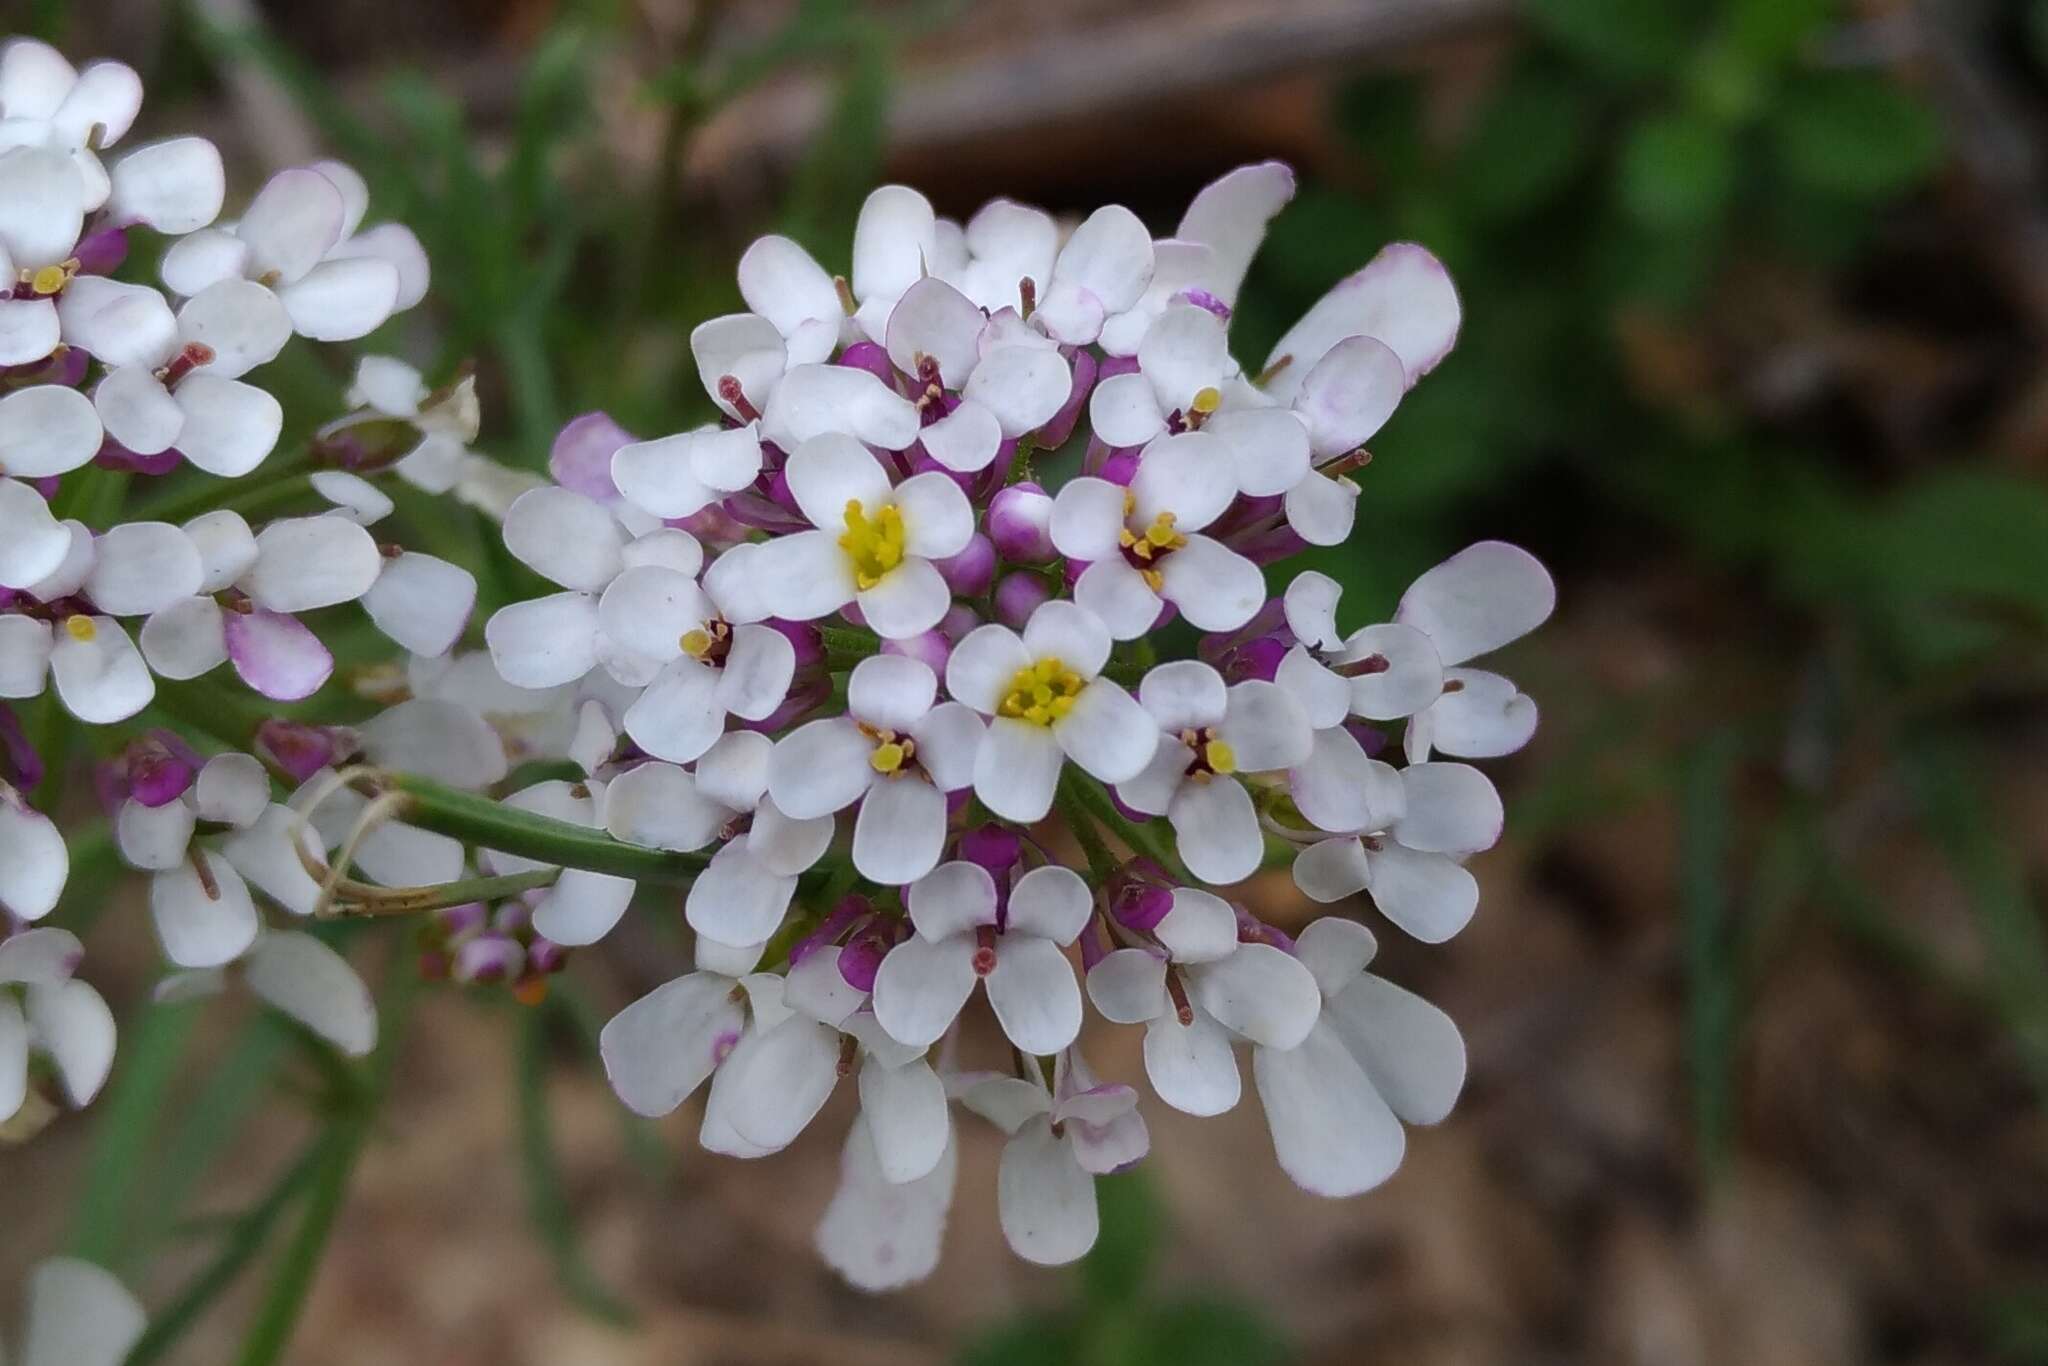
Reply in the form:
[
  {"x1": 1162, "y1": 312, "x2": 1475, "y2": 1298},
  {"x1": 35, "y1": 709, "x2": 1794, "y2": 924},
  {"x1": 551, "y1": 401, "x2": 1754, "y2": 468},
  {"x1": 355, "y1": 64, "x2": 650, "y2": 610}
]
[
  {"x1": 548, "y1": 412, "x2": 636, "y2": 502},
  {"x1": 934, "y1": 533, "x2": 995, "y2": 597},
  {"x1": 988, "y1": 483, "x2": 1055, "y2": 563},
  {"x1": 938, "y1": 604, "x2": 982, "y2": 642},
  {"x1": 994, "y1": 571, "x2": 1052, "y2": 629},
  {"x1": 882, "y1": 630, "x2": 951, "y2": 674}
]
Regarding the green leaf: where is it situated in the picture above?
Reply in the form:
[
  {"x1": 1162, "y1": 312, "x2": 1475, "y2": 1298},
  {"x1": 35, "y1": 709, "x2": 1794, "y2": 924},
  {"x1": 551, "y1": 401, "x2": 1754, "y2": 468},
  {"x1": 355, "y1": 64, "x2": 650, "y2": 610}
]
[
  {"x1": 1526, "y1": 0, "x2": 1695, "y2": 81},
  {"x1": 69, "y1": 1002, "x2": 202, "y2": 1266},
  {"x1": 1680, "y1": 730, "x2": 1742, "y2": 1180},
  {"x1": 956, "y1": 1316, "x2": 1083, "y2": 1366},
  {"x1": 372, "y1": 772, "x2": 707, "y2": 884},
  {"x1": 1728, "y1": 0, "x2": 1835, "y2": 66},
  {"x1": 517, "y1": 1006, "x2": 637, "y2": 1325},
  {"x1": 1619, "y1": 112, "x2": 1737, "y2": 227},
  {"x1": 1135, "y1": 1300, "x2": 1290, "y2": 1366},
  {"x1": 1453, "y1": 66, "x2": 1596, "y2": 218},
  {"x1": 1772, "y1": 71, "x2": 1943, "y2": 198}
]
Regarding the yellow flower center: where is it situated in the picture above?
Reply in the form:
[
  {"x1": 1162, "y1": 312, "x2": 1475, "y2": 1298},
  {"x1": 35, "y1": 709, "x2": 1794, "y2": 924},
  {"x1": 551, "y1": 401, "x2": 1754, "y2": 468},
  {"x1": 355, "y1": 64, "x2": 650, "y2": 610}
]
[
  {"x1": 680, "y1": 628, "x2": 713, "y2": 658},
  {"x1": 29, "y1": 262, "x2": 72, "y2": 297},
  {"x1": 1204, "y1": 738, "x2": 1237, "y2": 775},
  {"x1": 839, "y1": 498, "x2": 907, "y2": 591},
  {"x1": 1178, "y1": 726, "x2": 1236, "y2": 780},
  {"x1": 870, "y1": 738, "x2": 911, "y2": 774},
  {"x1": 1189, "y1": 386, "x2": 1222, "y2": 416},
  {"x1": 63, "y1": 615, "x2": 97, "y2": 643},
  {"x1": 1116, "y1": 490, "x2": 1187, "y2": 592},
  {"x1": 997, "y1": 657, "x2": 1085, "y2": 727}
]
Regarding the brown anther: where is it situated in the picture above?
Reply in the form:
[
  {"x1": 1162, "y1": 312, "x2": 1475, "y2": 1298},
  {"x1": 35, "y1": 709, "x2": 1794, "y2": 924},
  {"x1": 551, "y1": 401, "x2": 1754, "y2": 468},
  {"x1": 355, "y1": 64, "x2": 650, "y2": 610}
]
[
  {"x1": 378, "y1": 542, "x2": 405, "y2": 559},
  {"x1": 1164, "y1": 970, "x2": 1195, "y2": 1027},
  {"x1": 1361, "y1": 835, "x2": 1386, "y2": 853},
  {"x1": 836, "y1": 1034, "x2": 860, "y2": 1078},
  {"x1": 833, "y1": 274, "x2": 857, "y2": 316},
  {"x1": 1441, "y1": 678, "x2": 1465, "y2": 693}
]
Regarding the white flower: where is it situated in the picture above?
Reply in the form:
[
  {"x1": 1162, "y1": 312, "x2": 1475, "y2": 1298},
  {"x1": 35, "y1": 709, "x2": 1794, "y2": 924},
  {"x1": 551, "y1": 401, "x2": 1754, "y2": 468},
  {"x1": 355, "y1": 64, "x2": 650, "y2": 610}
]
[
  {"x1": 1084, "y1": 883, "x2": 1248, "y2": 1115},
  {"x1": 885, "y1": 276, "x2": 1072, "y2": 469},
  {"x1": 1252, "y1": 917, "x2": 1464, "y2": 1197},
  {"x1": 952, "y1": 1048, "x2": 1149, "y2": 1266},
  {"x1": 610, "y1": 420, "x2": 764, "y2": 522},
  {"x1": 1051, "y1": 431, "x2": 1266, "y2": 640},
  {"x1": 675, "y1": 731, "x2": 834, "y2": 953},
  {"x1": 1029, "y1": 204, "x2": 1156, "y2": 347},
  {"x1": 1290, "y1": 754, "x2": 1503, "y2": 943},
  {"x1": 0, "y1": 1256, "x2": 145, "y2": 1366},
  {"x1": 1, "y1": 925, "x2": 115, "y2": 1126},
  {"x1": 155, "y1": 929, "x2": 378, "y2": 1058},
  {"x1": 930, "y1": 197, "x2": 1056, "y2": 315},
  {"x1": 117, "y1": 750, "x2": 270, "y2": 968},
  {"x1": 749, "y1": 434, "x2": 975, "y2": 640},
  {"x1": 1115, "y1": 661, "x2": 1312, "y2": 885},
  {"x1": 0, "y1": 385, "x2": 100, "y2": 476},
  {"x1": 815, "y1": 1109, "x2": 958, "y2": 1292},
  {"x1": 942, "y1": 600, "x2": 1153, "y2": 822},
  {"x1": 1392, "y1": 541, "x2": 1555, "y2": 761},
  {"x1": 159, "y1": 161, "x2": 423, "y2": 343},
  {"x1": 1272, "y1": 571, "x2": 1443, "y2": 730},
  {"x1": 597, "y1": 939, "x2": 755, "y2": 1120},
  {"x1": 766, "y1": 654, "x2": 982, "y2": 885},
  {"x1": 871, "y1": 858, "x2": 1092, "y2": 1055},
  {"x1": 739, "y1": 184, "x2": 936, "y2": 355}
]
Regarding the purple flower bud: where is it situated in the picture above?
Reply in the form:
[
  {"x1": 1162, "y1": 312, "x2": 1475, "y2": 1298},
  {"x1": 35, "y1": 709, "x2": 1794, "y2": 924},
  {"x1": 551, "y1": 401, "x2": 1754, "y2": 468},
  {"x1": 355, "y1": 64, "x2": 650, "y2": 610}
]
[
  {"x1": 0, "y1": 705, "x2": 44, "y2": 792},
  {"x1": 125, "y1": 730, "x2": 201, "y2": 808},
  {"x1": 1111, "y1": 881, "x2": 1175, "y2": 933},
  {"x1": 882, "y1": 629, "x2": 951, "y2": 675},
  {"x1": 835, "y1": 341, "x2": 897, "y2": 386},
  {"x1": 1344, "y1": 720, "x2": 1388, "y2": 758},
  {"x1": 435, "y1": 901, "x2": 489, "y2": 942},
  {"x1": 97, "y1": 443, "x2": 181, "y2": 476},
  {"x1": 1235, "y1": 524, "x2": 1309, "y2": 567},
  {"x1": 1235, "y1": 907, "x2": 1295, "y2": 953},
  {"x1": 839, "y1": 915, "x2": 907, "y2": 992},
  {"x1": 739, "y1": 677, "x2": 831, "y2": 734},
  {"x1": 526, "y1": 937, "x2": 570, "y2": 975},
  {"x1": 256, "y1": 719, "x2": 358, "y2": 785},
  {"x1": 1100, "y1": 448, "x2": 1142, "y2": 486},
  {"x1": 994, "y1": 571, "x2": 1052, "y2": 629},
  {"x1": 1039, "y1": 348, "x2": 1099, "y2": 448},
  {"x1": 790, "y1": 895, "x2": 869, "y2": 966},
  {"x1": 766, "y1": 618, "x2": 824, "y2": 668},
  {"x1": 988, "y1": 484, "x2": 1055, "y2": 563},
  {"x1": 959, "y1": 823, "x2": 1022, "y2": 876},
  {"x1": 492, "y1": 900, "x2": 533, "y2": 936},
  {"x1": 939, "y1": 604, "x2": 982, "y2": 643},
  {"x1": 453, "y1": 933, "x2": 525, "y2": 985},
  {"x1": 1178, "y1": 288, "x2": 1231, "y2": 320},
  {"x1": 1222, "y1": 634, "x2": 1288, "y2": 684},
  {"x1": 72, "y1": 227, "x2": 129, "y2": 276},
  {"x1": 549, "y1": 412, "x2": 635, "y2": 502},
  {"x1": 934, "y1": 533, "x2": 995, "y2": 597}
]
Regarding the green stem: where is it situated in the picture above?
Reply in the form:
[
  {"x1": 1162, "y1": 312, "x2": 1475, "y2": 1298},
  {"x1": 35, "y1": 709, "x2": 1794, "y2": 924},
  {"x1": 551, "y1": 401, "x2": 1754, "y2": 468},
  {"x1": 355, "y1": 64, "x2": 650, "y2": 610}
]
[
  {"x1": 1068, "y1": 774, "x2": 1188, "y2": 880},
  {"x1": 132, "y1": 450, "x2": 315, "y2": 524},
  {"x1": 326, "y1": 867, "x2": 559, "y2": 918},
  {"x1": 366, "y1": 771, "x2": 706, "y2": 884},
  {"x1": 1057, "y1": 772, "x2": 1119, "y2": 885}
]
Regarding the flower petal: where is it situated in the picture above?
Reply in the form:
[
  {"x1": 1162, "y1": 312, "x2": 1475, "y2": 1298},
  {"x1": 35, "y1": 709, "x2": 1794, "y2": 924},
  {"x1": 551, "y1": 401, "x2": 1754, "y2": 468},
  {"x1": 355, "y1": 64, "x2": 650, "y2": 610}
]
[
  {"x1": 1323, "y1": 972, "x2": 1466, "y2": 1125},
  {"x1": 873, "y1": 931, "x2": 977, "y2": 1048},
  {"x1": 1253, "y1": 1019, "x2": 1405, "y2": 1196},
  {"x1": 1393, "y1": 540, "x2": 1555, "y2": 667},
  {"x1": 1262, "y1": 241, "x2": 1460, "y2": 401},
  {"x1": 816, "y1": 1115, "x2": 957, "y2": 1290},
  {"x1": 244, "y1": 931, "x2": 377, "y2": 1055},
  {"x1": 768, "y1": 718, "x2": 874, "y2": 820},
  {"x1": 502, "y1": 486, "x2": 622, "y2": 593},
  {"x1": 149, "y1": 851, "x2": 258, "y2": 968},
  {"x1": 1175, "y1": 160, "x2": 1294, "y2": 306},
  {"x1": 1167, "y1": 776, "x2": 1263, "y2": 885},
  {"x1": 685, "y1": 841, "x2": 797, "y2": 947},
  {"x1": 852, "y1": 774, "x2": 947, "y2": 885},
  {"x1": 0, "y1": 384, "x2": 98, "y2": 477},
  {"x1": 599, "y1": 972, "x2": 747, "y2": 1117},
  {"x1": 1007, "y1": 863, "x2": 1092, "y2": 943},
  {"x1": 1392, "y1": 762, "x2": 1502, "y2": 857},
  {"x1": 1087, "y1": 948, "x2": 1167, "y2": 1024},
  {"x1": 998, "y1": 1119, "x2": 1098, "y2": 1265},
  {"x1": 1157, "y1": 535, "x2": 1264, "y2": 634},
  {"x1": 1144, "y1": 1009, "x2": 1242, "y2": 1116}
]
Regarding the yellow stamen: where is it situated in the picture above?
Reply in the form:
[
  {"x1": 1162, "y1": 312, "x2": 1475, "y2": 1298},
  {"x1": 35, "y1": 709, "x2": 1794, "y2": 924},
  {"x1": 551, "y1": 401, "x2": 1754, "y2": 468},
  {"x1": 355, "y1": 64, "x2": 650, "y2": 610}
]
[
  {"x1": 29, "y1": 263, "x2": 69, "y2": 296},
  {"x1": 1203, "y1": 739, "x2": 1237, "y2": 775},
  {"x1": 680, "y1": 627, "x2": 713, "y2": 659},
  {"x1": 997, "y1": 657, "x2": 1085, "y2": 727},
  {"x1": 838, "y1": 499, "x2": 907, "y2": 591},
  {"x1": 870, "y1": 740, "x2": 909, "y2": 774},
  {"x1": 63, "y1": 616, "x2": 97, "y2": 643},
  {"x1": 1190, "y1": 386, "x2": 1222, "y2": 415}
]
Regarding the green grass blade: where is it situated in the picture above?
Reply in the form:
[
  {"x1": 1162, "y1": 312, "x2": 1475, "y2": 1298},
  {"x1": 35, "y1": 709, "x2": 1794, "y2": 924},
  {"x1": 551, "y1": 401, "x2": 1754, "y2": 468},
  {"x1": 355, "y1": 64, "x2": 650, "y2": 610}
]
[
  {"x1": 69, "y1": 1001, "x2": 202, "y2": 1267},
  {"x1": 516, "y1": 1006, "x2": 637, "y2": 1325}
]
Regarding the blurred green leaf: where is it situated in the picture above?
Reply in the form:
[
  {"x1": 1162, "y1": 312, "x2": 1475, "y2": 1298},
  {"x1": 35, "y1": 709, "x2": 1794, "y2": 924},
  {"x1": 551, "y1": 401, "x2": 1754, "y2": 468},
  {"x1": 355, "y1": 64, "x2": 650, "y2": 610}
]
[
  {"x1": 1081, "y1": 1171, "x2": 1162, "y2": 1307},
  {"x1": 1453, "y1": 66, "x2": 1596, "y2": 218},
  {"x1": 70, "y1": 1002, "x2": 202, "y2": 1267},
  {"x1": 517, "y1": 1006, "x2": 637, "y2": 1325},
  {"x1": 1619, "y1": 112, "x2": 1737, "y2": 227},
  {"x1": 1137, "y1": 1300, "x2": 1291, "y2": 1366},
  {"x1": 1729, "y1": 0, "x2": 1836, "y2": 66},
  {"x1": 957, "y1": 1317, "x2": 1082, "y2": 1366},
  {"x1": 1526, "y1": 0, "x2": 1695, "y2": 81},
  {"x1": 1772, "y1": 71, "x2": 1943, "y2": 198}
]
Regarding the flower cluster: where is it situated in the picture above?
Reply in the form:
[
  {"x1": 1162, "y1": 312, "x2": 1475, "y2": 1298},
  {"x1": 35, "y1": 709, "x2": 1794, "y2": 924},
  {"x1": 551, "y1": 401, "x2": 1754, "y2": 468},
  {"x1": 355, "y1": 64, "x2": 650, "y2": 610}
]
[
  {"x1": 480, "y1": 165, "x2": 1554, "y2": 1286},
  {"x1": 1, "y1": 36, "x2": 442, "y2": 1131}
]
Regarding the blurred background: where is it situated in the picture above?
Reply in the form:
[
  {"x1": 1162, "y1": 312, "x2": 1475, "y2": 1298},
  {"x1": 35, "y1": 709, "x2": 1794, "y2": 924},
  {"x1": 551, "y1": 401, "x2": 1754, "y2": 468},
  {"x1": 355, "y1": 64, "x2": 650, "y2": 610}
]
[{"x1": 6, "y1": 0, "x2": 2048, "y2": 1362}]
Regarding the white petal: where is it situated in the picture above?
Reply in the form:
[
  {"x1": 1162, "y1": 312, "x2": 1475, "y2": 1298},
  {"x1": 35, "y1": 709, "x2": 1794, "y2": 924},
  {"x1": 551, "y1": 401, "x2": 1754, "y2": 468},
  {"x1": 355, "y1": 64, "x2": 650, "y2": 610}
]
[
  {"x1": 944, "y1": 622, "x2": 1031, "y2": 713},
  {"x1": 1053, "y1": 204, "x2": 1154, "y2": 314},
  {"x1": 853, "y1": 184, "x2": 937, "y2": 304},
  {"x1": 599, "y1": 972, "x2": 746, "y2": 1117},
  {"x1": 277, "y1": 255, "x2": 398, "y2": 341},
  {"x1": 1137, "y1": 303, "x2": 1230, "y2": 414},
  {"x1": 16, "y1": 1255, "x2": 144, "y2": 1366},
  {"x1": 691, "y1": 312, "x2": 786, "y2": 420},
  {"x1": 116, "y1": 796, "x2": 195, "y2": 870},
  {"x1": 816, "y1": 1115, "x2": 957, "y2": 1290},
  {"x1": 1262, "y1": 241, "x2": 1461, "y2": 400},
  {"x1": 1392, "y1": 762, "x2": 1502, "y2": 856},
  {"x1": 1115, "y1": 735, "x2": 1187, "y2": 817},
  {"x1": 987, "y1": 932, "x2": 1083, "y2": 1055},
  {"x1": 1364, "y1": 842, "x2": 1477, "y2": 943},
  {"x1": 1275, "y1": 645, "x2": 1348, "y2": 730},
  {"x1": 748, "y1": 799, "x2": 833, "y2": 877},
  {"x1": 85, "y1": 520, "x2": 202, "y2": 616},
  {"x1": 609, "y1": 431, "x2": 713, "y2": 520},
  {"x1": 848, "y1": 651, "x2": 938, "y2": 731},
  {"x1": 1254, "y1": 1019, "x2": 1405, "y2": 1196},
  {"x1": 1324, "y1": 972, "x2": 1466, "y2": 1125},
  {"x1": 623, "y1": 655, "x2": 725, "y2": 763},
  {"x1": 693, "y1": 729, "x2": 770, "y2": 811},
  {"x1": 1088, "y1": 370, "x2": 1167, "y2": 448},
  {"x1": 159, "y1": 226, "x2": 248, "y2": 297},
  {"x1": 858, "y1": 1057, "x2": 950, "y2": 1184},
  {"x1": 1293, "y1": 915, "x2": 1377, "y2": 997},
  {"x1": 243, "y1": 931, "x2": 376, "y2": 1055},
  {"x1": 1394, "y1": 541, "x2": 1555, "y2": 667},
  {"x1": 176, "y1": 278, "x2": 291, "y2": 378},
  {"x1": 960, "y1": 345, "x2": 1070, "y2": 439},
  {"x1": 1137, "y1": 658, "x2": 1227, "y2": 731},
  {"x1": 892, "y1": 471, "x2": 975, "y2": 561},
  {"x1": 0, "y1": 614, "x2": 53, "y2": 696},
  {"x1": 0, "y1": 294, "x2": 57, "y2": 368},
  {"x1": 0, "y1": 41, "x2": 76, "y2": 120},
  {"x1": 998, "y1": 1119, "x2": 1098, "y2": 1265},
  {"x1": 0, "y1": 994, "x2": 24, "y2": 1119},
  {"x1": 24, "y1": 978, "x2": 112, "y2": 1109},
  {"x1": 0, "y1": 798, "x2": 67, "y2": 920},
  {"x1": 0, "y1": 384, "x2": 98, "y2": 476},
  {"x1": 1295, "y1": 334, "x2": 1405, "y2": 457},
  {"x1": 852, "y1": 774, "x2": 947, "y2": 885},
  {"x1": 907, "y1": 860, "x2": 998, "y2": 941},
  {"x1": 919, "y1": 398, "x2": 1003, "y2": 472},
  {"x1": 1175, "y1": 160, "x2": 1294, "y2": 305},
  {"x1": 362, "y1": 552, "x2": 474, "y2": 657},
  {"x1": 1290, "y1": 730, "x2": 1399, "y2": 835},
  {"x1": 1208, "y1": 406, "x2": 1311, "y2": 499},
  {"x1": 972, "y1": 717, "x2": 1063, "y2": 823},
  {"x1": 1157, "y1": 535, "x2": 1264, "y2": 633},
  {"x1": 1007, "y1": 863, "x2": 1093, "y2": 944},
  {"x1": 195, "y1": 752, "x2": 269, "y2": 828},
  {"x1": 171, "y1": 374, "x2": 282, "y2": 477},
  {"x1": 93, "y1": 364, "x2": 182, "y2": 456},
  {"x1": 242, "y1": 515, "x2": 380, "y2": 612},
  {"x1": 1073, "y1": 557, "x2": 1163, "y2": 641},
  {"x1": 1087, "y1": 948, "x2": 1167, "y2": 1024},
  {"x1": 328, "y1": 222, "x2": 429, "y2": 310},
  {"x1": 1418, "y1": 667, "x2": 1537, "y2": 758},
  {"x1": 1048, "y1": 475, "x2": 1129, "y2": 562},
  {"x1": 1219, "y1": 679, "x2": 1312, "y2": 771},
  {"x1": 485, "y1": 592, "x2": 599, "y2": 688},
  {"x1": 502, "y1": 486, "x2": 622, "y2": 593},
  {"x1": 1283, "y1": 469, "x2": 1359, "y2": 546},
  {"x1": 1154, "y1": 887, "x2": 1239, "y2": 963},
  {"x1": 872, "y1": 932, "x2": 977, "y2": 1048},
  {"x1": 48, "y1": 617, "x2": 153, "y2": 723},
  {"x1": 0, "y1": 926, "x2": 80, "y2": 984},
  {"x1": 1129, "y1": 430, "x2": 1237, "y2": 533},
  {"x1": 532, "y1": 867, "x2": 636, "y2": 946},
  {"x1": 762, "y1": 363, "x2": 920, "y2": 452},
  {"x1": 910, "y1": 700, "x2": 982, "y2": 791},
  {"x1": 219, "y1": 804, "x2": 324, "y2": 916},
  {"x1": 768, "y1": 718, "x2": 874, "y2": 820},
  {"x1": 1283, "y1": 570, "x2": 1343, "y2": 649},
  {"x1": 54, "y1": 276, "x2": 174, "y2": 369},
  {"x1": 1168, "y1": 776, "x2": 1262, "y2": 884},
  {"x1": 717, "y1": 623, "x2": 796, "y2": 722},
  {"x1": 237, "y1": 166, "x2": 344, "y2": 283},
  {"x1": 684, "y1": 841, "x2": 796, "y2": 947},
  {"x1": 886, "y1": 276, "x2": 982, "y2": 386},
  {"x1": 1294, "y1": 837, "x2": 1373, "y2": 904},
  {"x1": 108, "y1": 135, "x2": 224, "y2": 232},
  {"x1": 1144, "y1": 1009, "x2": 1242, "y2": 1115},
  {"x1": 603, "y1": 760, "x2": 728, "y2": 851},
  {"x1": 149, "y1": 851, "x2": 258, "y2": 967},
  {"x1": 0, "y1": 145, "x2": 84, "y2": 268},
  {"x1": 1189, "y1": 942, "x2": 1319, "y2": 1050},
  {"x1": 751, "y1": 528, "x2": 857, "y2": 621},
  {"x1": 360, "y1": 697, "x2": 509, "y2": 790}
]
